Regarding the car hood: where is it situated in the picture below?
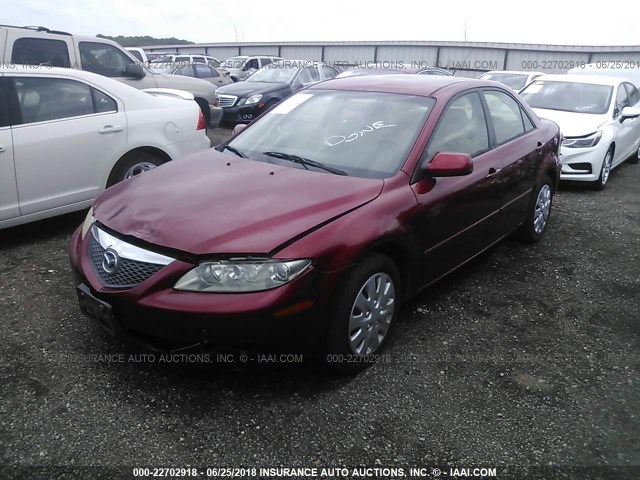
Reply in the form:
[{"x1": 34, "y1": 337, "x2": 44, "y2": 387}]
[
  {"x1": 217, "y1": 81, "x2": 290, "y2": 97},
  {"x1": 532, "y1": 108, "x2": 608, "y2": 137},
  {"x1": 150, "y1": 73, "x2": 216, "y2": 95},
  {"x1": 93, "y1": 151, "x2": 383, "y2": 255}
]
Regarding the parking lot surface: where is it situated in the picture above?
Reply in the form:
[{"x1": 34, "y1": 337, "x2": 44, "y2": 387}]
[{"x1": 0, "y1": 127, "x2": 638, "y2": 476}]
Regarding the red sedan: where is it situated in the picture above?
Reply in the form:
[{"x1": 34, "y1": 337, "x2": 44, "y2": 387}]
[{"x1": 69, "y1": 75, "x2": 561, "y2": 372}]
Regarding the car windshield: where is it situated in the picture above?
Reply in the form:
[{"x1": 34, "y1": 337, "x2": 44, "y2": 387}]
[
  {"x1": 226, "y1": 89, "x2": 435, "y2": 179},
  {"x1": 481, "y1": 73, "x2": 529, "y2": 90},
  {"x1": 220, "y1": 57, "x2": 248, "y2": 69},
  {"x1": 520, "y1": 80, "x2": 613, "y2": 114},
  {"x1": 248, "y1": 65, "x2": 299, "y2": 83}
]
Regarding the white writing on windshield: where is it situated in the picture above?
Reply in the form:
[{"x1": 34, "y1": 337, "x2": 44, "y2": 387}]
[{"x1": 324, "y1": 121, "x2": 397, "y2": 147}]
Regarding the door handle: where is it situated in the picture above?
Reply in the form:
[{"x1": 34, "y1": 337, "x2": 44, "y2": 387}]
[
  {"x1": 98, "y1": 125, "x2": 124, "y2": 134},
  {"x1": 0, "y1": 146, "x2": 4, "y2": 153},
  {"x1": 535, "y1": 141, "x2": 544, "y2": 151},
  {"x1": 485, "y1": 167, "x2": 502, "y2": 178}
]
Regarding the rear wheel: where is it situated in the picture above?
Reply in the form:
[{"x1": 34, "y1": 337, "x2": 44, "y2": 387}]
[
  {"x1": 515, "y1": 175, "x2": 553, "y2": 243},
  {"x1": 107, "y1": 151, "x2": 165, "y2": 187},
  {"x1": 594, "y1": 148, "x2": 613, "y2": 190},
  {"x1": 325, "y1": 254, "x2": 401, "y2": 374}
]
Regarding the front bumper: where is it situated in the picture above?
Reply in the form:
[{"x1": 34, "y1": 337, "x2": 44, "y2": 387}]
[
  {"x1": 558, "y1": 143, "x2": 607, "y2": 182},
  {"x1": 221, "y1": 103, "x2": 269, "y2": 124},
  {"x1": 68, "y1": 226, "x2": 341, "y2": 354},
  {"x1": 208, "y1": 105, "x2": 224, "y2": 128}
]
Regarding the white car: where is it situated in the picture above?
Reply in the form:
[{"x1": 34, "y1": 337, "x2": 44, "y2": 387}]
[
  {"x1": 0, "y1": 66, "x2": 210, "y2": 229},
  {"x1": 568, "y1": 63, "x2": 640, "y2": 88},
  {"x1": 149, "y1": 54, "x2": 222, "y2": 74},
  {"x1": 479, "y1": 70, "x2": 544, "y2": 92},
  {"x1": 520, "y1": 74, "x2": 640, "y2": 189}
]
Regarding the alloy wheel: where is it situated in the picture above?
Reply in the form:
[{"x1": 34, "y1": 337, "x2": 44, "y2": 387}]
[
  {"x1": 124, "y1": 162, "x2": 158, "y2": 180},
  {"x1": 601, "y1": 152, "x2": 612, "y2": 186}
]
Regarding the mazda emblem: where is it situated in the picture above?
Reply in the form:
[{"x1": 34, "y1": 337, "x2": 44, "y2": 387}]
[{"x1": 102, "y1": 249, "x2": 120, "y2": 275}]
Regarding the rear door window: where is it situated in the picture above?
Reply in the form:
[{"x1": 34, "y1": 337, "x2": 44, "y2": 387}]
[
  {"x1": 92, "y1": 88, "x2": 117, "y2": 113},
  {"x1": 174, "y1": 65, "x2": 195, "y2": 77},
  {"x1": 12, "y1": 77, "x2": 94, "y2": 124},
  {"x1": 195, "y1": 65, "x2": 219, "y2": 78},
  {"x1": 11, "y1": 38, "x2": 71, "y2": 67}
]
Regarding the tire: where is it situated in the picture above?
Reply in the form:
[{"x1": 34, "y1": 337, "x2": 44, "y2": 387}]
[
  {"x1": 515, "y1": 175, "x2": 554, "y2": 243},
  {"x1": 593, "y1": 148, "x2": 613, "y2": 190},
  {"x1": 107, "y1": 151, "x2": 165, "y2": 188},
  {"x1": 628, "y1": 145, "x2": 640, "y2": 165},
  {"x1": 325, "y1": 254, "x2": 401, "y2": 374}
]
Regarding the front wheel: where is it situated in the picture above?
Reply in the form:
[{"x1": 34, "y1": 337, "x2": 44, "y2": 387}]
[
  {"x1": 325, "y1": 254, "x2": 401, "y2": 374},
  {"x1": 593, "y1": 149, "x2": 613, "y2": 190},
  {"x1": 515, "y1": 175, "x2": 553, "y2": 243}
]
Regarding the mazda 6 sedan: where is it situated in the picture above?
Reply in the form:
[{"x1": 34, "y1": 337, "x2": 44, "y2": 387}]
[{"x1": 69, "y1": 75, "x2": 561, "y2": 373}]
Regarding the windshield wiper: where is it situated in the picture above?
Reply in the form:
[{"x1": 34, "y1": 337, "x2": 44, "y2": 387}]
[
  {"x1": 222, "y1": 145, "x2": 248, "y2": 158},
  {"x1": 262, "y1": 151, "x2": 348, "y2": 176}
]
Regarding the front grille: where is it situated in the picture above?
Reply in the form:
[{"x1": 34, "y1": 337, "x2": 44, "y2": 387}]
[
  {"x1": 218, "y1": 94, "x2": 238, "y2": 108},
  {"x1": 89, "y1": 234, "x2": 164, "y2": 289}
]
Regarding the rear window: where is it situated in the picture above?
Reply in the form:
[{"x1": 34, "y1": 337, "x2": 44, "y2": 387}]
[{"x1": 12, "y1": 38, "x2": 71, "y2": 67}]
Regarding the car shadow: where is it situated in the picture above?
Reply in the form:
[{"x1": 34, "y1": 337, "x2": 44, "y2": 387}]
[{"x1": 0, "y1": 210, "x2": 86, "y2": 250}]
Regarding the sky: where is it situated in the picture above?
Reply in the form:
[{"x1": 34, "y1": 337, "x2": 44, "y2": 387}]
[{"x1": 2, "y1": 0, "x2": 639, "y2": 46}]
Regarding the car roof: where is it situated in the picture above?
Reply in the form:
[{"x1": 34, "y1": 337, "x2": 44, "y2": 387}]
[
  {"x1": 0, "y1": 65, "x2": 160, "y2": 106},
  {"x1": 482, "y1": 70, "x2": 544, "y2": 76},
  {"x1": 311, "y1": 74, "x2": 490, "y2": 97},
  {"x1": 531, "y1": 73, "x2": 622, "y2": 86}
]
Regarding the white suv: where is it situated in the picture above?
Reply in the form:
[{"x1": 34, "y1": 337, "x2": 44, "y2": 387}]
[{"x1": 0, "y1": 25, "x2": 222, "y2": 127}]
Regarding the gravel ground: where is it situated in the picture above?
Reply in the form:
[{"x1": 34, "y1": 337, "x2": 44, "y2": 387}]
[{"x1": 0, "y1": 128, "x2": 638, "y2": 480}]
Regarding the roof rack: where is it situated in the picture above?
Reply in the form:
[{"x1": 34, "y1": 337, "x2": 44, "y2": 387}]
[{"x1": 0, "y1": 24, "x2": 72, "y2": 36}]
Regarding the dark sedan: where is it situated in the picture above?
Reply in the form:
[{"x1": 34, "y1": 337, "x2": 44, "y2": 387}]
[
  {"x1": 215, "y1": 60, "x2": 339, "y2": 123},
  {"x1": 69, "y1": 76, "x2": 561, "y2": 373}
]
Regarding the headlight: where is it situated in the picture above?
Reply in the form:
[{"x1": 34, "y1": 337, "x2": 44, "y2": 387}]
[
  {"x1": 562, "y1": 131, "x2": 602, "y2": 148},
  {"x1": 174, "y1": 259, "x2": 312, "y2": 293},
  {"x1": 81, "y1": 207, "x2": 94, "y2": 239},
  {"x1": 244, "y1": 94, "x2": 263, "y2": 105}
]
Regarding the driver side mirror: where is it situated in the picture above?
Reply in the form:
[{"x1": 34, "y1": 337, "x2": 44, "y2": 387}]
[
  {"x1": 125, "y1": 63, "x2": 145, "y2": 78},
  {"x1": 424, "y1": 152, "x2": 473, "y2": 177},
  {"x1": 621, "y1": 106, "x2": 640, "y2": 120}
]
